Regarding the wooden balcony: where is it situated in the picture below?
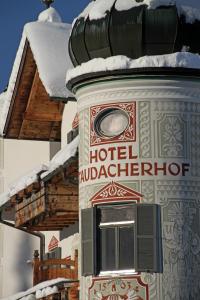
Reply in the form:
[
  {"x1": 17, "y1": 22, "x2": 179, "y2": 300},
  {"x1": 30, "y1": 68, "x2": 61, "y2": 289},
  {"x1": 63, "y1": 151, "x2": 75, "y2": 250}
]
[
  {"x1": 33, "y1": 250, "x2": 79, "y2": 300},
  {"x1": 33, "y1": 250, "x2": 78, "y2": 285},
  {"x1": 14, "y1": 181, "x2": 78, "y2": 231}
]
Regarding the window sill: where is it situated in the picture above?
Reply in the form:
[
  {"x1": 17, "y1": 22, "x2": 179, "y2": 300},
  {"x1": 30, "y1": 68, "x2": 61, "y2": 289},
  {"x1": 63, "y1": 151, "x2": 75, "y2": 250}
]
[{"x1": 99, "y1": 269, "x2": 137, "y2": 277}]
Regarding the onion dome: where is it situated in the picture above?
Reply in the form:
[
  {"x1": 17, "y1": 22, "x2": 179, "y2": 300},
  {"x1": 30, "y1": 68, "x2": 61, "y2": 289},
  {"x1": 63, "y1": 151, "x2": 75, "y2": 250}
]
[{"x1": 69, "y1": 0, "x2": 200, "y2": 66}]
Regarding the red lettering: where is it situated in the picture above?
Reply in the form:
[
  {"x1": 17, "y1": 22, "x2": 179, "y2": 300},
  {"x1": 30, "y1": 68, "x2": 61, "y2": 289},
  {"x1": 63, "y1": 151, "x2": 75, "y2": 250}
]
[
  {"x1": 108, "y1": 147, "x2": 116, "y2": 160},
  {"x1": 91, "y1": 167, "x2": 98, "y2": 180},
  {"x1": 107, "y1": 164, "x2": 117, "y2": 177},
  {"x1": 90, "y1": 150, "x2": 98, "y2": 163},
  {"x1": 98, "y1": 165, "x2": 108, "y2": 178},
  {"x1": 117, "y1": 163, "x2": 129, "y2": 176},
  {"x1": 79, "y1": 170, "x2": 85, "y2": 183},
  {"x1": 154, "y1": 162, "x2": 167, "y2": 175},
  {"x1": 130, "y1": 163, "x2": 139, "y2": 176},
  {"x1": 128, "y1": 145, "x2": 138, "y2": 159},
  {"x1": 141, "y1": 162, "x2": 153, "y2": 175},
  {"x1": 99, "y1": 149, "x2": 107, "y2": 161},
  {"x1": 118, "y1": 146, "x2": 127, "y2": 160}
]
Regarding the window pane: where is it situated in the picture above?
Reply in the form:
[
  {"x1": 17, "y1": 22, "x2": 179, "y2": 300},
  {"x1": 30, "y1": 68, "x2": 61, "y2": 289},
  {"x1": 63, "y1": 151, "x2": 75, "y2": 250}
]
[
  {"x1": 100, "y1": 205, "x2": 135, "y2": 223},
  {"x1": 100, "y1": 227, "x2": 116, "y2": 271},
  {"x1": 119, "y1": 226, "x2": 134, "y2": 269}
]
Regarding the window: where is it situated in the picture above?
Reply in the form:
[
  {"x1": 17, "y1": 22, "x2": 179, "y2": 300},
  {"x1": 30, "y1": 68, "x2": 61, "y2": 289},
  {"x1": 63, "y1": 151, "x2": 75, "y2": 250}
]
[
  {"x1": 81, "y1": 203, "x2": 162, "y2": 276},
  {"x1": 94, "y1": 108, "x2": 129, "y2": 138},
  {"x1": 98, "y1": 205, "x2": 135, "y2": 274}
]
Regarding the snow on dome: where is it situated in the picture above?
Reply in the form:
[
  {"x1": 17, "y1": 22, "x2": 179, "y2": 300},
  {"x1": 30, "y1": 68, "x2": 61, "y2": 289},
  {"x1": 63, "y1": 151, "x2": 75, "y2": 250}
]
[
  {"x1": 66, "y1": 52, "x2": 200, "y2": 83},
  {"x1": 77, "y1": 0, "x2": 200, "y2": 23},
  {"x1": 38, "y1": 7, "x2": 62, "y2": 23}
]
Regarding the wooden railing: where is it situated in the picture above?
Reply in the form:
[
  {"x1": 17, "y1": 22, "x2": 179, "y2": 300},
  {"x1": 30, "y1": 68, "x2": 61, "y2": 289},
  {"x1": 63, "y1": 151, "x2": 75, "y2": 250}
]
[{"x1": 33, "y1": 250, "x2": 78, "y2": 286}]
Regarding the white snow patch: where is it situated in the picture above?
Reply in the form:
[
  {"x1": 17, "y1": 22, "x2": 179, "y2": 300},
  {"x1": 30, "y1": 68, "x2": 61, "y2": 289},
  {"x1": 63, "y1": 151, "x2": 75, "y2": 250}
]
[
  {"x1": 77, "y1": 0, "x2": 200, "y2": 23},
  {"x1": 35, "y1": 286, "x2": 58, "y2": 299},
  {"x1": 1, "y1": 278, "x2": 72, "y2": 300},
  {"x1": 38, "y1": 7, "x2": 62, "y2": 23},
  {"x1": 41, "y1": 135, "x2": 79, "y2": 179},
  {"x1": 0, "y1": 164, "x2": 47, "y2": 209},
  {"x1": 0, "y1": 10, "x2": 73, "y2": 136},
  {"x1": 0, "y1": 137, "x2": 79, "y2": 208},
  {"x1": 8, "y1": 164, "x2": 48, "y2": 197},
  {"x1": 66, "y1": 52, "x2": 200, "y2": 82}
]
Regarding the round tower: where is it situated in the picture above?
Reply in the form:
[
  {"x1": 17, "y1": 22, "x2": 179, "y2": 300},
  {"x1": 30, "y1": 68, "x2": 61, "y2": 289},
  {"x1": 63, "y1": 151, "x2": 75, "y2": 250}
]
[{"x1": 67, "y1": 1, "x2": 200, "y2": 299}]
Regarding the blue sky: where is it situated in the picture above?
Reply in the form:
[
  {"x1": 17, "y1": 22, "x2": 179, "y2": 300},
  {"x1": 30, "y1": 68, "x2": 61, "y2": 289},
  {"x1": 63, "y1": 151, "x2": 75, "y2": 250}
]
[{"x1": 0, "y1": 0, "x2": 89, "y2": 92}]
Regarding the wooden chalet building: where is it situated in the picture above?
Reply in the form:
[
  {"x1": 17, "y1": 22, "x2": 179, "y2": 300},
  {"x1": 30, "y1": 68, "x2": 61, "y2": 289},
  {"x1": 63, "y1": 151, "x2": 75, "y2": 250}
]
[{"x1": 0, "y1": 5, "x2": 79, "y2": 300}]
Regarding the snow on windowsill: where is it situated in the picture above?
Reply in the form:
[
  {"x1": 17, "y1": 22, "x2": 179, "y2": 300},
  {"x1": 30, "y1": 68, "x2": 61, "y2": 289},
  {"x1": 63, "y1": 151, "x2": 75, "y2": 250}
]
[{"x1": 66, "y1": 52, "x2": 200, "y2": 83}]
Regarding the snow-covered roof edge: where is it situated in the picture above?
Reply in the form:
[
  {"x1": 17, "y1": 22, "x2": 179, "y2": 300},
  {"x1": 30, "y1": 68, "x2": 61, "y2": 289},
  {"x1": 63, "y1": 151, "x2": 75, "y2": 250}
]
[
  {"x1": 66, "y1": 52, "x2": 200, "y2": 83},
  {"x1": 0, "y1": 7, "x2": 73, "y2": 136},
  {"x1": 41, "y1": 135, "x2": 79, "y2": 180},
  {"x1": 0, "y1": 164, "x2": 47, "y2": 209}
]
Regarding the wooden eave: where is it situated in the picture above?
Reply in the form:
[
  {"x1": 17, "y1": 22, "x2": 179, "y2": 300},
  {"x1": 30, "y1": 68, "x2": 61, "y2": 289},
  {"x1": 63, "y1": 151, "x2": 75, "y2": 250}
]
[
  {"x1": 3, "y1": 39, "x2": 65, "y2": 141},
  {"x1": 13, "y1": 157, "x2": 78, "y2": 231}
]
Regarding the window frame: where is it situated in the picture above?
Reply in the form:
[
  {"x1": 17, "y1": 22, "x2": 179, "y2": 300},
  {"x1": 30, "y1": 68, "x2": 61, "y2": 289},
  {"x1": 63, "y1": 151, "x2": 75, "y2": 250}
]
[{"x1": 81, "y1": 202, "x2": 162, "y2": 277}]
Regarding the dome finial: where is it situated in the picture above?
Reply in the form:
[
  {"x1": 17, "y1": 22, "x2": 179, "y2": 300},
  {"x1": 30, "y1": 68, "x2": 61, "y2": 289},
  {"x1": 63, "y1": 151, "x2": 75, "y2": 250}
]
[{"x1": 42, "y1": 0, "x2": 54, "y2": 9}]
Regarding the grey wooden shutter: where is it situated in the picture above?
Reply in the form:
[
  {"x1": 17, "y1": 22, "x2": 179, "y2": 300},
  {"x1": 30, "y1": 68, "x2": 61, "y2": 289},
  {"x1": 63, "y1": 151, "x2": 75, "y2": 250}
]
[
  {"x1": 135, "y1": 204, "x2": 162, "y2": 273},
  {"x1": 81, "y1": 207, "x2": 97, "y2": 276},
  {"x1": 51, "y1": 247, "x2": 61, "y2": 259}
]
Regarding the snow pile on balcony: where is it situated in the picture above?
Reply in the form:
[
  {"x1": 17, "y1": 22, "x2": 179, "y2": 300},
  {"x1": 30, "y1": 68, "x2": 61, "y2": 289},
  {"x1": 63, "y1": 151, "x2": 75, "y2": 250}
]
[
  {"x1": 0, "y1": 164, "x2": 47, "y2": 208},
  {"x1": 66, "y1": 52, "x2": 200, "y2": 82},
  {"x1": 0, "y1": 137, "x2": 79, "y2": 208},
  {"x1": 1, "y1": 278, "x2": 72, "y2": 300},
  {"x1": 0, "y1": 7, "x2": 73, "y2": 136},
  {"x1": 8, "y1": 164, "x2": 48, "y2": 197},
  {"x1": 35, "y1": 286, "x2": 58, "y2": 299},
  {"x1": 79, "y1": 0, "x2": 200, "y2": 23},
  {"x1": 41, "y1": 135, "x2": 79, "y2": 179}
]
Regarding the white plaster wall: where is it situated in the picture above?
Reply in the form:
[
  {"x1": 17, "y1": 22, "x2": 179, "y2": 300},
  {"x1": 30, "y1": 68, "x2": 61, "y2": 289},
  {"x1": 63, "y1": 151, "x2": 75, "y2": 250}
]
[
  {"x1": 2, "y1": 139, "x2": 50, "y2": 298},
  {"x1": 76, "y1": 76, "x2": 200, "y2": 300},
  {"x1": 61, "y1": 101, "x2": 77, "y2": 148}
]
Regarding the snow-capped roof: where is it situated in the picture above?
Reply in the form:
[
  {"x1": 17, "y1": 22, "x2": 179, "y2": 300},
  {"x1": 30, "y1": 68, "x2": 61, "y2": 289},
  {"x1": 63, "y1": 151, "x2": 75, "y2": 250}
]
[
  {"x1": 66, "y1": 52, "x2": 200, "y2": 83},
  {"x1": 1, "y1": 278, "x2": 74, "y2": 300},
  {"x1": 41, "y1": 135, "x2": 79, "y2": 180},
  {"x1": 78, "y1": 0, "x2": 200, "y2": 23},
  {"x1": 0, "y1": 7, "x2": 73, "y2": 136}
]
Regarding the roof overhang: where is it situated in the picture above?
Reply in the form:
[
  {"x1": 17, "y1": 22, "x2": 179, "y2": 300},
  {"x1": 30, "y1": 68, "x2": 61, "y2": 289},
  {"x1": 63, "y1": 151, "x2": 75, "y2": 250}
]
[{"x1": 3, "y1": 40, "x2": 65, "y2": 141}]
